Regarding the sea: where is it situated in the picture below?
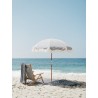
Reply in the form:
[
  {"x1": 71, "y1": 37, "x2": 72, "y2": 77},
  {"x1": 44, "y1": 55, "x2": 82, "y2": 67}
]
[{"x1": 12, "y1": 58, "x2": 86, "y2": 74}]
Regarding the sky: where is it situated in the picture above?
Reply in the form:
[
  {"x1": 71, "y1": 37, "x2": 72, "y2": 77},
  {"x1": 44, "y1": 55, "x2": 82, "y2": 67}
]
[{"x1": 12, "y1": 0, "x2": 86, "y2": 58}]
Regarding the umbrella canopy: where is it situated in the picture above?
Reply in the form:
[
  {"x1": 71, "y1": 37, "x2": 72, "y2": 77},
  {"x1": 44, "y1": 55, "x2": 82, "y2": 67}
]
[
  {"x1": 32, "y1": 39, "x2": 72, "y2": 52},
  {"x1": 32, "y1": 39, "x2": 72, "y2": 82}
]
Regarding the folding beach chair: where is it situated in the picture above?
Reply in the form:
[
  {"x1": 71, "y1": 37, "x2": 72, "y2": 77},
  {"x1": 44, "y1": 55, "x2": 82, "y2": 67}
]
[{"x1": 25, "y1": 64, "x2": 44, "y2": 84}]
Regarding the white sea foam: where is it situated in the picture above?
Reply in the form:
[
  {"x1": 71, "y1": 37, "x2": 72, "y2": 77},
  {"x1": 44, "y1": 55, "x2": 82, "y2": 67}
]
[
  {"x1": 12, "y1": 69, "x2": 86, "y2": 82},
  {"x1": 12, "y1": 69, "x2": 85, "y2": 77},
  {"x1": 12, "y1": 70, "x2": 20, "y2": 77}
]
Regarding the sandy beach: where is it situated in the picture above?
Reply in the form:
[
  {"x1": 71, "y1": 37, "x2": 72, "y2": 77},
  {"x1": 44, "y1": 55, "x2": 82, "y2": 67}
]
[{"x1": 12, "y1": 71, "x2": 86, "y2": 98}]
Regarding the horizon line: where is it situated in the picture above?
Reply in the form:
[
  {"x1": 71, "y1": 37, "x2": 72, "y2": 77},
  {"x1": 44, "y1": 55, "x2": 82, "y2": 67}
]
[{"x1": 12, "y1": 57, "x2": 86, "y2": 59}]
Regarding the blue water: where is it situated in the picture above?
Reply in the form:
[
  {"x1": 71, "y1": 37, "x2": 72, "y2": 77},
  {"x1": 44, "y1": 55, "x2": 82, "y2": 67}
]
[{"x1": 12, "y1": 58, "x2": 86, "y2": 73}]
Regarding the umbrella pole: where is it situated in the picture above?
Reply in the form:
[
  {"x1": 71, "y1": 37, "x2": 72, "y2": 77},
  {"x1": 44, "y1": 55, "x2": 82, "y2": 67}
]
[{"x1": 51, "y1": 53, "x2": 52, "y2": 82}]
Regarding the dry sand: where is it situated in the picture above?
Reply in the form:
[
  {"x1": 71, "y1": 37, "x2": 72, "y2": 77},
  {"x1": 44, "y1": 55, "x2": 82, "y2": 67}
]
[{"x1": 12, "y1": 71, "x2": 86, "y2": 98}]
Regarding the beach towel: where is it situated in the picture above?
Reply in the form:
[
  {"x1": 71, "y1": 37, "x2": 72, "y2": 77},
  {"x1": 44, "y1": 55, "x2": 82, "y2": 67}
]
[{"x1": 20, "y1": 63, "x2": 26, "y2": 84}]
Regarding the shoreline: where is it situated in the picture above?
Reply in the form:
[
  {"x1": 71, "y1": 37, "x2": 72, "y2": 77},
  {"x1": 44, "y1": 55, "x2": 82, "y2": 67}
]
[{"x1": 12, "y1": 70, "x2": 86, "y2": 82}]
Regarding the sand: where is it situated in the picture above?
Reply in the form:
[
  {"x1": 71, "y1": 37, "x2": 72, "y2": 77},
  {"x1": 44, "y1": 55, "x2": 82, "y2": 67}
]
[{"x1": 12, "y1": 71, "x2": 86, "y2": 98}]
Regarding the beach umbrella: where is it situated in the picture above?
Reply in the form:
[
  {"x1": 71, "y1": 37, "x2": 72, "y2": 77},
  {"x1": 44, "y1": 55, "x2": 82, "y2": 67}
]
[{"x1": 32, "y1": 39, "x2": 72, "y2": 82}]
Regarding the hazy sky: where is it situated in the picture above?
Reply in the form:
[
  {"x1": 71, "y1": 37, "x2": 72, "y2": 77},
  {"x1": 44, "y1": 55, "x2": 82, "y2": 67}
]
[{"x1": 12, "y1": 0, "x2": 86, "y2": 58}]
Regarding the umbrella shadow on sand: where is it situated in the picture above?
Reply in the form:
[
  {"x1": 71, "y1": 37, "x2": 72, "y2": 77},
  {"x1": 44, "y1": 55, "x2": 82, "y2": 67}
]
[
  {"x1": 26, "y1": 79, "x2": 86, "y2": 88},
  {"x1": 47, "y1": 79, "x2": 86, "y2": 88}
]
